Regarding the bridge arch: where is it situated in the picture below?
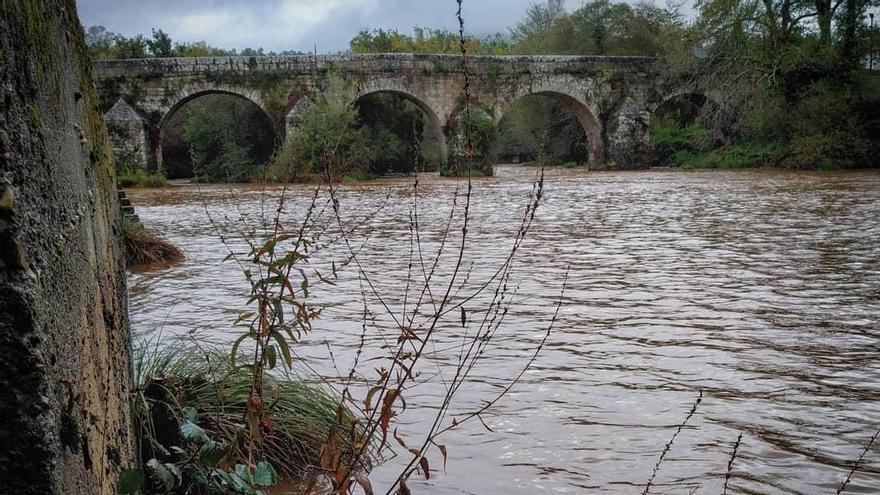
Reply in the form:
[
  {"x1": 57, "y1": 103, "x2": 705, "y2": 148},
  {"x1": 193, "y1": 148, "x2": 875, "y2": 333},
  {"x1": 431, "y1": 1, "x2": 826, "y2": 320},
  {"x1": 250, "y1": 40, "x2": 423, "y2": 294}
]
[
  {"x1": 651, "y1": 88, "x2": 726, "y2": 123},
  {"x1": 157, "y1": 87, "x2": 278, "y2": 176},
  {"x1": 354, "y1": 84, "x2": 449, "y2": 163},
  {"x1": 652, "y1": 92, "x2": 710, "y2": 127},
  {"x1": 159, "y1": 84, "x2": 272, "y2": 130},
  {"x1": 499, "y1": 88, "x2": 604, "y2": 163}
]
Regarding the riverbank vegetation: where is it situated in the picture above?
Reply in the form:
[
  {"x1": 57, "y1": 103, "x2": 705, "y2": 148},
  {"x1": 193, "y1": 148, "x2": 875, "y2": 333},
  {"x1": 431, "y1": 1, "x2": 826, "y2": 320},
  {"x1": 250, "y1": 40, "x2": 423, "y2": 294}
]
[
  {"x1": 117, "y1": 167, "x2": 169, "y2": 188},
  {"x1": 121, "y1": 217, "x2": 185, "y2": 267},
  {"x1": 120, "y1": 340, "x2": 358, "y2": 494},
  {"x1": 163, "y1": 95, "x2": 277, "y2": 182}
]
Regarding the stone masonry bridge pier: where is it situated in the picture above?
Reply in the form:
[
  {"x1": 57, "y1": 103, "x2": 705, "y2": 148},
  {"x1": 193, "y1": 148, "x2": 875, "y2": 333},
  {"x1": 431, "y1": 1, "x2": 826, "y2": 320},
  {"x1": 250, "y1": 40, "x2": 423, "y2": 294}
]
[{"x1": 93, "y1": 54, "x2": 707, "y2": 172}]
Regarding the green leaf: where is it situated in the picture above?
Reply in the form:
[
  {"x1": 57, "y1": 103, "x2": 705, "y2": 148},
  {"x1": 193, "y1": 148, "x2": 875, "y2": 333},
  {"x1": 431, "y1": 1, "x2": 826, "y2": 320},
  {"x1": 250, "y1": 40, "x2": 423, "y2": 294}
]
[
  {"x1": 180, "y1": 420, "x2": 208, "y2": 443},
  {"x1": 183, "y1": 464, "x2": 208, "y2": 487},
  {"x1": 182, "y1": 406, "x2": 198, "y2": 423},
  {"x1": 266, "y1": 344, "x2": 277, "y2": 369},
  {"x1": 149, "y1": 438, "x2": 170, "y2": 458},
  {"x1": 234, "y1": 464, "x2": 254, "y2": 485},
  {"x1": 253, "y1": 461, "x2": 278, "y2": 486},
  {"x1": 272, "y1": 331, "x2": 293, "y2": 368},
  {"x1": 198, "y1": 440, "x2": 227, "y2": 468},
  {"x1": 165, "y1": 462, "x2": 182, "y2": 483},
  {"x1": 116, "y1": 468, "x2": 144, "y2": 494},
  {"x1": 230, "y1": 332, "x2": 251, "y2": 367},
  {"x1": 228, "y1": 470, "x2": 255, "y2": 494},
  {"x1": 147, "y1": 459, "x2": 175, "y2": 492},
  {"x1": 235, "y1": 311, "x2": 256, "y2": 324}
]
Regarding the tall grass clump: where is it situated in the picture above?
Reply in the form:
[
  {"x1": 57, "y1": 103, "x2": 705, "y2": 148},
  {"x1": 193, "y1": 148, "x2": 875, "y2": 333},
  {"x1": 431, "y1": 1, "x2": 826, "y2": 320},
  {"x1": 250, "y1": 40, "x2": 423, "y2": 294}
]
[
  {"x1": 130, "y1": 339, "x2": 362, "y2": 484},
  {"x1": 118, "y1": 167, "x2": 170, "y2": 188},
  {"x1": 121, "y1": 217, "x2": 185, "y2": 267}
]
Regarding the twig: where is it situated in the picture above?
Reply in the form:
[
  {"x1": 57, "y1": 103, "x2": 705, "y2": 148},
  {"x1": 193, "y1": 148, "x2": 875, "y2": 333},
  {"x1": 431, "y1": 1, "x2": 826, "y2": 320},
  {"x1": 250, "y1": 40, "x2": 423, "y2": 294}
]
[
  {"x1": 643, "y1": 390, "x2": 703, "y2": 495},
  {"x1": 836, "y1": 428, "x2": 880, "y2": 494},
  {"x1": 722, "y1": 432, "x2": 743, "y2": 495}
]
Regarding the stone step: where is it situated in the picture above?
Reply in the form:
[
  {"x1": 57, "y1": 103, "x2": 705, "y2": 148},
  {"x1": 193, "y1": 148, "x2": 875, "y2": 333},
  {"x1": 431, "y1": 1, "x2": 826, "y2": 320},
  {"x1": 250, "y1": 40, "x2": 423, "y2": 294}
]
[
  {"x1": 121, "y1": 205, "x2": 135, "y2": 214},
  {"x1": 118, "y1": 197, "x2": 131, "y2": 207}
]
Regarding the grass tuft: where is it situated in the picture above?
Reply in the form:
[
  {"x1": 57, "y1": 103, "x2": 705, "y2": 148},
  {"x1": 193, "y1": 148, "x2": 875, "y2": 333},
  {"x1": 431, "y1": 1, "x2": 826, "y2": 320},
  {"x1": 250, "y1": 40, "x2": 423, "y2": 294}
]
[
  {"x1": 131, "y1": 339, "x2": 368, "y2": 481},
  {"x1": 118, "y1": 167, "x2": 169, "y2": 188},
  {"x1": 122, "y1": 218, "x2": 185, "y2": 267}
]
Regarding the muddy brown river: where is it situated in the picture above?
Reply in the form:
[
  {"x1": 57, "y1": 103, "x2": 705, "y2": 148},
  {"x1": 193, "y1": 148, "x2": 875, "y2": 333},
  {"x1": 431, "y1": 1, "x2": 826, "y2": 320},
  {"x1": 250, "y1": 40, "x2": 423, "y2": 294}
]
[{"x1": 128, "y1": 166, "x2": 880, "y2": 494}]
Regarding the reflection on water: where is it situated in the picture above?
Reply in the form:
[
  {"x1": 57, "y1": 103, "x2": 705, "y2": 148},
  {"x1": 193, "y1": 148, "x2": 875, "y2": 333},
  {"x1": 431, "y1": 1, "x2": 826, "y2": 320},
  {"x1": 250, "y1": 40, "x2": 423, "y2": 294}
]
[{"x1": 128, "y1": 166, "x2": 880, "y2": 494}]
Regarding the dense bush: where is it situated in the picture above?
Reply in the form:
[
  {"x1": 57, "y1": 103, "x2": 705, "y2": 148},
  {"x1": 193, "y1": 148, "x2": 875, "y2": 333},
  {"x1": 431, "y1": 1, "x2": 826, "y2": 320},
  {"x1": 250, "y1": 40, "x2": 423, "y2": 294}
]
[
  {"x1": 175, "y1": 95, "x2": 276, "y2": 182},
  {"x1": 268, "y1": 81, "x2": 375, "y2": 182},
  {"x1": 117, "y1": 167, "x2": 169, "y2": 188},
  {"x1": 650, "y1": 118, "x2": 712, "y2": 166},
  {"x1": 446, "y1": 109, "x2": 499, "y2": 175},
  {"x1": 677, "y1": 142, "x2": 781, "y2": 169}
]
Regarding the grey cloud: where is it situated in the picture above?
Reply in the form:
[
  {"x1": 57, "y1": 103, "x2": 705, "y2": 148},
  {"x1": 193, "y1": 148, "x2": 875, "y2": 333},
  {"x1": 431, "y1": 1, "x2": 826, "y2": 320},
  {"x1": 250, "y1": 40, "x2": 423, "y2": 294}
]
[{"x1": 75, "y1": 0, "x2": 583, "y2": 52}]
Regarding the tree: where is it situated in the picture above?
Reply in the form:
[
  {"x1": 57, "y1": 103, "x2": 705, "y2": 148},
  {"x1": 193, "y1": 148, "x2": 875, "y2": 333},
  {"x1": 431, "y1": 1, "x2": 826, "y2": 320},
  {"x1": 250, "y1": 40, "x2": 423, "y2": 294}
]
[
  {"x1": 147, "y1": 29, "x2": 174, "y2": 57},
  {"x1": 511, "y1": 0, "x2": 567, "y2": 53},
  {"x1": 85, "y1": 25, "x2": 118, "y2": 59},
  {"x1": 114, "y1": 35, "x2": 148, "y2": 59}
]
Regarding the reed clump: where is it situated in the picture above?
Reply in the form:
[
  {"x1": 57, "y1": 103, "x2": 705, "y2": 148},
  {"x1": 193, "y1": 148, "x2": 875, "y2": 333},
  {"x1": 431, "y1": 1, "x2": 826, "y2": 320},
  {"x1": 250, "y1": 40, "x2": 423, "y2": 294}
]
[
  {"x1": 122, "y1": 218, "x2": 185, "y2": 267},
  {"x1": 131, "y1": 341, "x2": 364, "y2": 484}
]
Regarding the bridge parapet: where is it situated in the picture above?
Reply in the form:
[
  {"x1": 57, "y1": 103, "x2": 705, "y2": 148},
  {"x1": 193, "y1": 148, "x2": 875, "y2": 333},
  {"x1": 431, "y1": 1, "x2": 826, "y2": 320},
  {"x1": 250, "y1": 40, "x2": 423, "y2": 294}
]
[{"x1": 94, "y1": 54, "x2": 655, "y2": 78}]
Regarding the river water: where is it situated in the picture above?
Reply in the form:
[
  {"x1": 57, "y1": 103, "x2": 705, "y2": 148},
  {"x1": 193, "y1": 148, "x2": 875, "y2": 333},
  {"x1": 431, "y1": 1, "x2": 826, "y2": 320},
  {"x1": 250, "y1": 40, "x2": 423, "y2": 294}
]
[{"x1": 128, "y1": 166, "x2": 880, "y2": 494}]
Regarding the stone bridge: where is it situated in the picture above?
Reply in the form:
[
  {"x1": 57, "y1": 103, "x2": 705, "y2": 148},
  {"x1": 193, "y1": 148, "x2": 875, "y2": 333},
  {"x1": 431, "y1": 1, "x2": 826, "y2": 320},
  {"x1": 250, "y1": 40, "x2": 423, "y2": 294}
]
[{"x1": 93, "y1": 54, "x2": 709, "y2": 171}]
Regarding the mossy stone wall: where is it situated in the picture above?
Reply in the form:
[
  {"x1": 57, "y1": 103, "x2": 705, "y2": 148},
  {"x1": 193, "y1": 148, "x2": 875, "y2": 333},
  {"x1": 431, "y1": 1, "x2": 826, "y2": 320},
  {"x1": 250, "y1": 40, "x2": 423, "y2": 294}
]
[{"x1": 0, "y1": 1, "x2": 134, "y2": 493}]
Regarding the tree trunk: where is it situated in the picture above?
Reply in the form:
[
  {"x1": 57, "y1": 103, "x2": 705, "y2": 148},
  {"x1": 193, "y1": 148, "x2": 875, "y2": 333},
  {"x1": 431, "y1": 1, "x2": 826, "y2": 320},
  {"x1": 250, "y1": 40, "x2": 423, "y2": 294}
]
[{"x1": 816, "y1": 0, "x2": 834, "y2": 48}]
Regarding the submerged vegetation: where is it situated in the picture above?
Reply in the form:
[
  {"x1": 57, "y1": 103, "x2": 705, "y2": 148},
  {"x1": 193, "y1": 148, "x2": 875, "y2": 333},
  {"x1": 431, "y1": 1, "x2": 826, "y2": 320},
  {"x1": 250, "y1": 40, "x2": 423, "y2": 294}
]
[{"x1": 122, "y1": 218, "x2": 185, "y2": 267}]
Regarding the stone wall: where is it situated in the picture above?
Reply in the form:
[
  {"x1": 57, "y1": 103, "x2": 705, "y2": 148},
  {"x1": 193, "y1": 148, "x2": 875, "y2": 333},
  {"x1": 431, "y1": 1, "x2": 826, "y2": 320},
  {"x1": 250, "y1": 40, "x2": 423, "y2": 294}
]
[
  {"x1": 105, "y1": 99, "x2": 150, "y2": 170},
  {"x1": 94, "y1": 54, "x2": 667, "y2": 171},
  {"x1": 0, "y1": 2, "x2": 134, "y2": 494}
]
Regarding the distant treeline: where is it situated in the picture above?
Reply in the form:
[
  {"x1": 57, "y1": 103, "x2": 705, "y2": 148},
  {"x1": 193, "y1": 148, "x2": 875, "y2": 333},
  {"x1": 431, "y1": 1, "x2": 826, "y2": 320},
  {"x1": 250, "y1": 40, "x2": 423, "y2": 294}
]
[{"x1": 84, "y1": 26, "x2": 305, "y2": 59}]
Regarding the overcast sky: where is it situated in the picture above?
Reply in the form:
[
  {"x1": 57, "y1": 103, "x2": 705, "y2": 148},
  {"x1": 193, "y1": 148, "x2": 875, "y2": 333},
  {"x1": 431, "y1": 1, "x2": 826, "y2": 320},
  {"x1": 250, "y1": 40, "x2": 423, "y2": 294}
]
[{"x1": 75, "y1": 0, "x2": 588, "y2": 53}]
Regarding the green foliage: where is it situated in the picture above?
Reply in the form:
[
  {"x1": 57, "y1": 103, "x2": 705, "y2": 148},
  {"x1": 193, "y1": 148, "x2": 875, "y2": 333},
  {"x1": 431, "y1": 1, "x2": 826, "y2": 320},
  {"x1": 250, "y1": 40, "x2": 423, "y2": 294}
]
[
  {"x1": 269, "y1": 80, "x2": 375, "y2": 182},
  {"x1": 147, "y1": 29, "x2": 174, "y2": 57},
  {"x1": 174, "y1": 95, "x2": 276, "y2": 182},
  {"x1": 84, "y1": 24, "x2": 261, "y2": 60},
  {"x1": 650, "y1": 117, "x2": 714, "y2": 166},
  {"x1": 498, "y1": 96, "x2": 589, "y2": 164},
  {"x1": 269, "y1": 77, "x2": 443, "y2": 182},
  {"x1": 117, "y1": 167, "x2": 169, "y2": 188},
  {"x1": 126, "y1": 340, "x2": 363, "y2": 493},
  {"x1": 119, "y1": 405, "x2": 279, "y2": 495},
  {"x1": 356, "y1": 93, "x2": 439, "y2": 174},
  {"x1": 350, "y1": 26, "x2": 511, "y2": 55},
  {"x1": 343, "y1": 170, "x2": 383, "y2": 183},
  {"x1": 677, "y1": 142, "x2": 781, "y2": 169},
  {"x1": 438, "y1": 166, "x2": 486, "y2": 178},
  {"x1": 509, "y1": 0, "x2": 683, "y2": 56},
  {"x1": 448, "y1": 109, "x2": 498, "y2": 172}
]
